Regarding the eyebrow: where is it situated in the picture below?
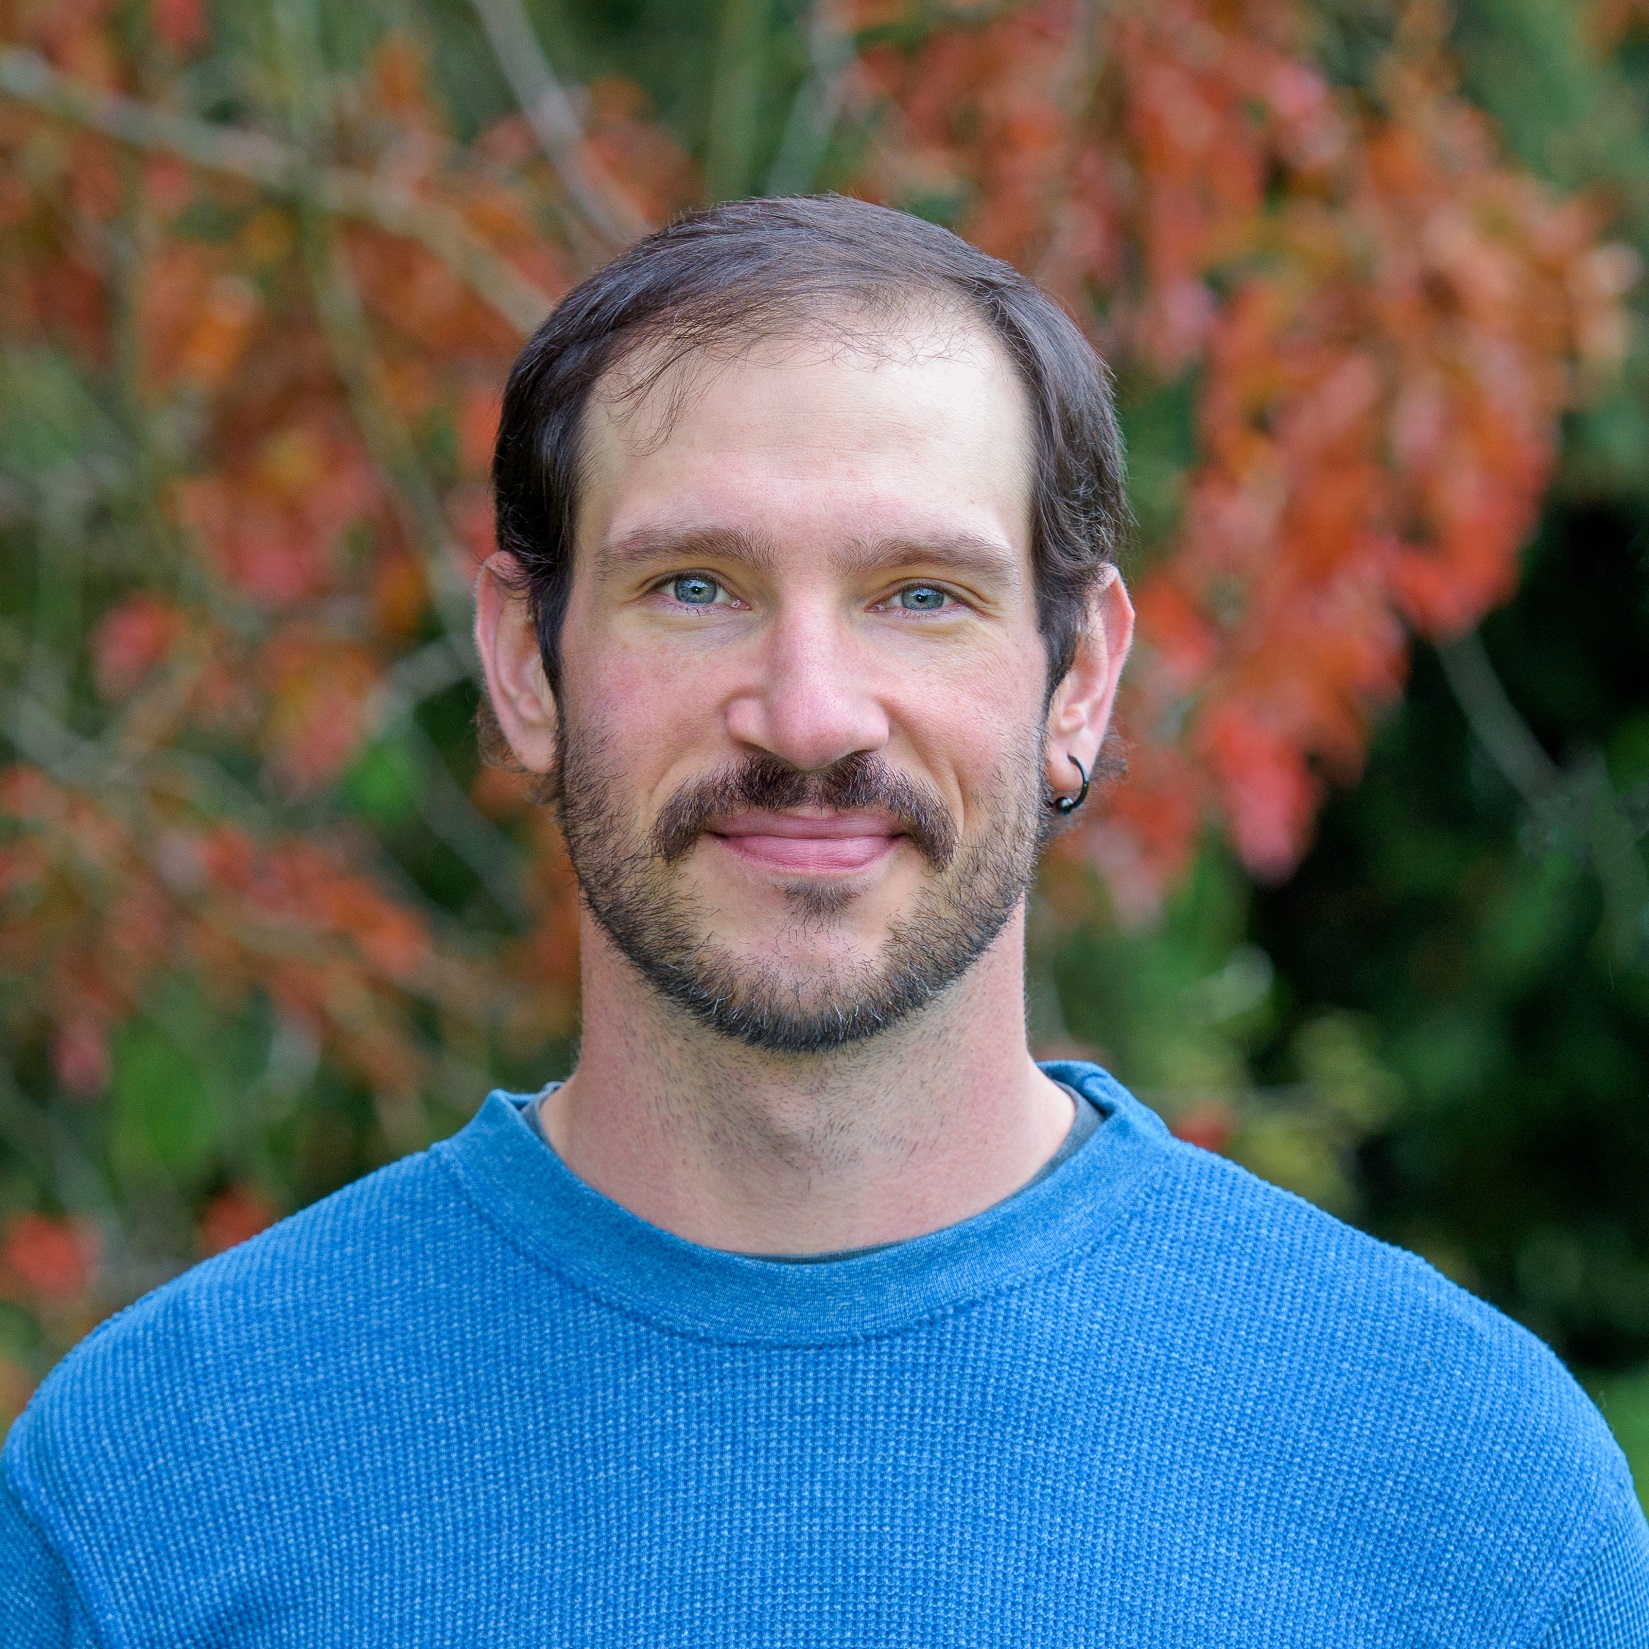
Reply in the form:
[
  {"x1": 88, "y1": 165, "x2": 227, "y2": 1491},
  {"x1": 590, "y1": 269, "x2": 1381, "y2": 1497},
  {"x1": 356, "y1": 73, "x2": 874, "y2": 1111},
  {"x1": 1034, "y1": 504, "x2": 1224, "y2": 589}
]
[
  {"x1": 837, "y1": 532, "x2": 1022, "y2": 586},
  {"x1": 596, "y1": 524, "x2": 778, "y2": 579},
  {"x1": 597, "y1": 524, "x2": 1022, "y2": 588}
]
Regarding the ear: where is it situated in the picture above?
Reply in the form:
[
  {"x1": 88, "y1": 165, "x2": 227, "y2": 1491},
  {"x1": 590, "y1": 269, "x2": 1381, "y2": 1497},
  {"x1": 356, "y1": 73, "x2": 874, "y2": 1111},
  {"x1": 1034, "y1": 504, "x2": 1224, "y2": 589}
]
[
  {"x1": 1043, "y1": 565, "x2": 1134, "y2": 795},
  {"x1": 473, "y1": 553, "x2": 558, "y2": 775}
]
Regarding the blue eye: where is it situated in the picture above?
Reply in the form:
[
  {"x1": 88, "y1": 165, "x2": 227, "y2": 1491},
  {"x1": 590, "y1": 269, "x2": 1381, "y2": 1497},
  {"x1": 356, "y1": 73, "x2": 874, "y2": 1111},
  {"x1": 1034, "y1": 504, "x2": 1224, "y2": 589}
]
[
  {"x1": 670, "y1": 574, "x2": 720, "y2": 606},
  {"x1": 896, "y1": 585, "x2": 949, "y2": 611}
]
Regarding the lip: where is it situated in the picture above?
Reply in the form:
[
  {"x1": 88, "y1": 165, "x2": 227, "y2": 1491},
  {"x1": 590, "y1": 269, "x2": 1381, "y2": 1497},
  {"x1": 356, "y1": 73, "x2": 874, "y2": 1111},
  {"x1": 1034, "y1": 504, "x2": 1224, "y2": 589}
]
[{"x1": 707, "y1": 810, "x2": 902, "y2": 876}]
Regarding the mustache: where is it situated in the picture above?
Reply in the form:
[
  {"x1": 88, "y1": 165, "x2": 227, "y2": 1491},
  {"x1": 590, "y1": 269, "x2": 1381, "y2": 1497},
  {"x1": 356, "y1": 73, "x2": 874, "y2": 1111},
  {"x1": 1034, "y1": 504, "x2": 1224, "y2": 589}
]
[{"x1": 649, "y1": 752, "x2": 959, "y2": 870}]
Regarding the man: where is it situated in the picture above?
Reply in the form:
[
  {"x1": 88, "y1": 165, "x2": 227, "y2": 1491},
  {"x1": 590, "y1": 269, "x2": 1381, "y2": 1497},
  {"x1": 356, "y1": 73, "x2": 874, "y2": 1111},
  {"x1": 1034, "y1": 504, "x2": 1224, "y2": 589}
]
[{"x1": 2, "y1": 195, "x2": 1644, "y2": 1645}]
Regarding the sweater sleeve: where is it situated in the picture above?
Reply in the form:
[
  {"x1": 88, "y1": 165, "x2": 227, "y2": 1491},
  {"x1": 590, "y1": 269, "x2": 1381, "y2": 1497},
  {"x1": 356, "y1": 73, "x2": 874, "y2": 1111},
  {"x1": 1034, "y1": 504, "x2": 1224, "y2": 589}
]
[
  {"x1": 1532, "y1": 1490, "x2": 1649, "y2": 1649},
  {"x1": 0, "y1": 1458, "x2": 87, "y2": 1648}
]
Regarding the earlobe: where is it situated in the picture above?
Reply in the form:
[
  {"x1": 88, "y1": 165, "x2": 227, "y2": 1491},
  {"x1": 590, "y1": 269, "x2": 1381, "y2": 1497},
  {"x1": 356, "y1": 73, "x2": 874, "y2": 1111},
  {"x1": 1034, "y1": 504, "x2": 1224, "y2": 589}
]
[
  {"x1": 473, "y1": 554, "x2": 560, "y2": 775},
  {"x1": 1052, "y1": 752, "x2": 1092, "y2": 816}
]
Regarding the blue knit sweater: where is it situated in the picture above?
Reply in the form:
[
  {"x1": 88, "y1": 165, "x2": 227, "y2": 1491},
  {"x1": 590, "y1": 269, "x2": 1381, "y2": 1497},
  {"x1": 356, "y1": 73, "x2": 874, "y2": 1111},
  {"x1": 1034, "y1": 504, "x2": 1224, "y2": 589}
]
[{"x1": 3, "y1": 1062, "x2": 1646, "y2": 1645}]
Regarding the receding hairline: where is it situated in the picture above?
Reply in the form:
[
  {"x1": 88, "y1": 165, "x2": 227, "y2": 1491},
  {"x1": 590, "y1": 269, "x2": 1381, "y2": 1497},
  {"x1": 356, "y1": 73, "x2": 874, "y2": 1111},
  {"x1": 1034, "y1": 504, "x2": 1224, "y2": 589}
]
[
  {"x1": 570, "y1": 301, "x2": 1039, "y2": 584},
  {"x1": 583, "y1": 284, "x2": 1032, "y2": 451},
  {"x1": 486, "y1": 194, "x2": 1129, "y2": 703}
]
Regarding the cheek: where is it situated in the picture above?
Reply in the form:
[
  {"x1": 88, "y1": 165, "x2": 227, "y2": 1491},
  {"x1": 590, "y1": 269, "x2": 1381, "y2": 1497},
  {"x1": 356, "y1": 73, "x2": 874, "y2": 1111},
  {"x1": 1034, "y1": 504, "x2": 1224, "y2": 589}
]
[
  {"x1": 562, "y1": 624, "x2": 733, "y2": 801},
  {"x1": 896, "y1": 658, "x2": 1045, "y2": 807}
]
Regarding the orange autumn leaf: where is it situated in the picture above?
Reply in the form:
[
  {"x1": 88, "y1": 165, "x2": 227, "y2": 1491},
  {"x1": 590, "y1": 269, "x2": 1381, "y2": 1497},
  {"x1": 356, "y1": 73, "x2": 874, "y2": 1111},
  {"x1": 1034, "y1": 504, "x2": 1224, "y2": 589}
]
[
  {"x1": 91, "y1": 594, "x2": 188, "y2": 699},
  {"x1": 150, "y1": 0, "x2": 207, "y2": 54},
  {"x1": 865, "y1": 0, "x2": 1627, "y2": 892},
  {"x1": 50, "y1": 1015, "x2": 112, "y2": 1098},
  {"x1": 0, "y1": 1213, "x2": 99, "y2": 1305},
  {"x1": 258, "y1": 628, "x2": 382, "y2": 793},
  {"x1": 199, "y1": 1184, "x2": 280, "y2": 1257}
]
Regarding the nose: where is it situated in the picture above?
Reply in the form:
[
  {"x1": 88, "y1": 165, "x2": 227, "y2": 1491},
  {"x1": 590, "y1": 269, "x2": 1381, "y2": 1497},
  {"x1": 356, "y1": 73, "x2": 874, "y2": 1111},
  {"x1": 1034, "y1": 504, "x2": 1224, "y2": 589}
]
[{"x1": 723, "y1": 606, "x2": 891, "y2": 772}]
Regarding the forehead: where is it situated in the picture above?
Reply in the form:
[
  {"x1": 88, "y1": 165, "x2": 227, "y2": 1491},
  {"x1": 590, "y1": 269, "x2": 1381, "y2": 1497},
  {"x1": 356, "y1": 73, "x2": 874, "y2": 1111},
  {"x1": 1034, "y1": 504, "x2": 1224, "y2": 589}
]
[{"x1": 575, "y1": 312, "x2": 1037, "y2": 569}]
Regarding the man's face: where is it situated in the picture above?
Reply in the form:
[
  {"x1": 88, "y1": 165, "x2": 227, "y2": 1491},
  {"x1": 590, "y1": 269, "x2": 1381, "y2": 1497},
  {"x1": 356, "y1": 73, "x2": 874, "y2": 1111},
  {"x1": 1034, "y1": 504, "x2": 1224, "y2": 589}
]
[{"x1": 540, "y1": 315, "x2": 1075, "y2": 1051}]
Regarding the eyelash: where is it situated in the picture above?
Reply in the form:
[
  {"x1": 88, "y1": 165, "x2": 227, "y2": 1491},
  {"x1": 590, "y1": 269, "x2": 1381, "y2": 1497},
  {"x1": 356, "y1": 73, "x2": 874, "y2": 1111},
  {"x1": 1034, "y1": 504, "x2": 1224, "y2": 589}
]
[
  {"x1": 886, "y1": 584, "x2": 953, "y2": 613},
  {"x1": 654, "y1": 573, "x2": 737, "y2": 609}
]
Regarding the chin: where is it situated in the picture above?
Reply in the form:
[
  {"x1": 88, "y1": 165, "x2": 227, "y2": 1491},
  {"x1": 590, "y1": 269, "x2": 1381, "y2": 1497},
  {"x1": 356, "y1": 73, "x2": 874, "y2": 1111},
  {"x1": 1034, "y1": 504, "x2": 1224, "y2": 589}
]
[
  {"x1": 718, "y1": 923, "x2": 887, "y2": 981},
  {"x1": 695, "y1": 855, "x2": 921, "y2": 928},
  {"x1": 710, "y1": 881, "x2": 913, "y2": 957}
]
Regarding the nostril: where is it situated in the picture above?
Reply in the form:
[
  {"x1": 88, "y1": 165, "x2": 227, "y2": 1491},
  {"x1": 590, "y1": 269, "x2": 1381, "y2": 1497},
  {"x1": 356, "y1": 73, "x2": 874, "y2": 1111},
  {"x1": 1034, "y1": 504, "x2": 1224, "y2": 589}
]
[{"x1": 724, "y1": 668, "x2": 892, "y2": 774}]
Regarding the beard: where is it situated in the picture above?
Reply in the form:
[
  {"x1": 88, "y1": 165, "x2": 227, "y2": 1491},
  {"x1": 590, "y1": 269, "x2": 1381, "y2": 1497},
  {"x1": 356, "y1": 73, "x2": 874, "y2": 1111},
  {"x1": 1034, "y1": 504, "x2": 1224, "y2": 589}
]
[{"x1": 555, "y1": 725, "x2": 1050, "y2": 1054}]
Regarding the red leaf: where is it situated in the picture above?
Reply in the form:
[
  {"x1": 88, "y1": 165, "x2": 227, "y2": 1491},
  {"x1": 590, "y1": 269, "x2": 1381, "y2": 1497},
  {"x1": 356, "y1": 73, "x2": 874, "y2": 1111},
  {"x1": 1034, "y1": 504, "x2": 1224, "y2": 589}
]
[
  {"x1": 91, "y1": 595, "x2": 186, "y2": 699},
  {"x1": 1172, "y1": 1101, "x2": 1236, "y2": 1154},
  {"x1": 199, "y1": 1184, "x2": 279, "y2": 1257},
  {"x1": 1, "y1": 1213, "x2": 99, "y2": 1303},
  {"x1": 151, "y1": 0, "x2": 206, "y2": 53},
  {"x1": 51, "y1": 1017, "x2": 110, "y2": 1098}
]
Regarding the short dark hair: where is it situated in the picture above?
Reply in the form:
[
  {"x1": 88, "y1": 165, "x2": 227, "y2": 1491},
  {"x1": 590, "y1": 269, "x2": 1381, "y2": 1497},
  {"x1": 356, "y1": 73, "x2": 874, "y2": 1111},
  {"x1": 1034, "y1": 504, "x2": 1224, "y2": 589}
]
[{"x1": 489, "y1": 194, "x2": 1127, "y2": 698}]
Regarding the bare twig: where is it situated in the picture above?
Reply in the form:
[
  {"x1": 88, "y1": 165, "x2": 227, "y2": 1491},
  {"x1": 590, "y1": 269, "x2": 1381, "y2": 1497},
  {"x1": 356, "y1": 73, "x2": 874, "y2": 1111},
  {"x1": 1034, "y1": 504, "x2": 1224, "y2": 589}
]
[
  {"x1": 0, "y1": 46, "x2": 552, "y2": 335},
  {"x1": 260, "y1": 1, "x2": 478, "y2": 653},
  {"x1": 1571, "y1": 747, "x2": 1649, "y2": 967},
  {"x1": 367, "y1": 644, "x2": 533, "y2": 923},
  {"x1": 1439, "y1": 630, "x2": 1648, "y2": 967},
  {"x1": 1436, "y1": 631, "x2": 1564, "y2": 816},
  {"x1": 295, "y1": 203, "x2": 482, "y2": 646},
  {"x1": 765, "y1": 0, "x2": 856, "y2": 195},
  {"x1": 1031, "y1": 0, "x2": 1115, "y2": 289},
  {"x1": 706, "y1": 0, "x2": 771, "y2": 202},
  {"x1": 0, "y1": 1058, "x2": 125, "y2": 1244},
  {"x1": 2, "y1": 672, "x2": 523, "y2": 1016},
  {"x1": 265, "y1": 2, "x2": 536, "y2": 929},
  {"x1": 465, "y1": 0, "x2": 650, "y2": 251},
  {"x1": 372, "y1": 636, "x2": 475, "y2": 718},
  {"x1": 402, "y1": 719, "x2": 532, "y2": 922}
]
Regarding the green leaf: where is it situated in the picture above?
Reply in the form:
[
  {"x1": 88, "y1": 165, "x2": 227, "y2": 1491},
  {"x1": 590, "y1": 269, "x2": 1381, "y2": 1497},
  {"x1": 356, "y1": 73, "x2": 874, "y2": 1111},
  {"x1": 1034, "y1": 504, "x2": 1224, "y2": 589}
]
[{"x1": 111, "y1": 1023, "x2": 220, "y2": 1181}]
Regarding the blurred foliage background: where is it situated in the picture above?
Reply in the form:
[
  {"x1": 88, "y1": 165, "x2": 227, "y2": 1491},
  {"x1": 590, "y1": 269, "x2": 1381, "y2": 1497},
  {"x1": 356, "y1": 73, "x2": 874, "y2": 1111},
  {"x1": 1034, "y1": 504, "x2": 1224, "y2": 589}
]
[{"x1": 0, "y1": 0, "x2": 1645, "y2": 1496}]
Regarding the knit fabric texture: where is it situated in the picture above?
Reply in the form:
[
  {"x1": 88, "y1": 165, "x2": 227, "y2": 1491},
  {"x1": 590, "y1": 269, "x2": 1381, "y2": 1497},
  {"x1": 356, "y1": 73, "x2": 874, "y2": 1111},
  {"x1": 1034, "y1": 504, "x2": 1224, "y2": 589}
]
[{"x1": 3, "y1": 1061, "x2": 1646, "y2": 1646}]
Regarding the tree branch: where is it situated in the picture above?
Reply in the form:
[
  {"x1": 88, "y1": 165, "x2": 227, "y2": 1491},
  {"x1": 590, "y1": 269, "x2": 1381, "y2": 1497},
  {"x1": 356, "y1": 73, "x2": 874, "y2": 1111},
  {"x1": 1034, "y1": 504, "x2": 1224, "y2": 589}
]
[
  {"x1": 764, "y1": 0, "x2": 856, "y2": 195},
  {"x1": 368, "y1": 647, "x2": 534, "y2": 925},
  {"x1": 705, "y1": 0, "x2": 771, "y2": 203},
  {"x1": 1436, "y1": 630, "x2": 1565, "y2": 817},
  {"x1": 0, "y1": 46, "x2": 552, "y2": 335},
  {"x1": 256, "y1": 0, "x2": 477, "y2": 658},
  {"x1": 464, "y1": 0, "x2": 650, "y2": 252},
  {"x1": 1438, "y1": 630, "x2": 1648, "y2": 967}
]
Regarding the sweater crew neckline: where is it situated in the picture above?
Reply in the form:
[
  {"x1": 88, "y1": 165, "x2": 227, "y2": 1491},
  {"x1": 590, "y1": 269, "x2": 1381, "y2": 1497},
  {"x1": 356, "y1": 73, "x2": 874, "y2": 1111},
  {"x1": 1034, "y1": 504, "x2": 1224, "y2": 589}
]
[{"x1": 432, "y1": 1061, "x2": 1174, "y2": 1345}]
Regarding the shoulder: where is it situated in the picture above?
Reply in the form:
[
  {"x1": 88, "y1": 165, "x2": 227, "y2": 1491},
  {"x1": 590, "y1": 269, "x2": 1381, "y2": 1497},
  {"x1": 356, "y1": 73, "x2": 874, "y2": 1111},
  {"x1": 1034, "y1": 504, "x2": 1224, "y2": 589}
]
[
  {"x1": 2, "y1": 1146, "x2": 462, "y2": 1546},
  {"x1": 1147, "y1": 1133, "x2": 1603, "y2": 1423},
  {"x1": 1119, "y1": 1126, "x2": 1636, "y2": 1643},
  {"x1": 20, "y1": 1147, "x2": 442, "y2": 1400},
  {"x1": 0, "y1": 1142, "x2": 505, "y2": 1634}
]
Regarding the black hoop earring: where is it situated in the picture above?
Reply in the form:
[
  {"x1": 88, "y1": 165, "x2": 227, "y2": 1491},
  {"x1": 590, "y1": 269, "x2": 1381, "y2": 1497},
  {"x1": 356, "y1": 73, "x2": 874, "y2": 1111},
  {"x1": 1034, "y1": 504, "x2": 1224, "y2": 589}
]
[{"x1": 1054, "y1": 753, "x2": 1091, "y2": 816}]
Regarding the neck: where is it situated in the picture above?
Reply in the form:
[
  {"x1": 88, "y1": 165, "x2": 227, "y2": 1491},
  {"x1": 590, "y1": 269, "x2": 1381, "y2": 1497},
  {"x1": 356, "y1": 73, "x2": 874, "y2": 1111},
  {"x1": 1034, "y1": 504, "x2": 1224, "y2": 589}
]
[{"x1": 540, "y1": 908, "x2": 1074, "y2": 1254}]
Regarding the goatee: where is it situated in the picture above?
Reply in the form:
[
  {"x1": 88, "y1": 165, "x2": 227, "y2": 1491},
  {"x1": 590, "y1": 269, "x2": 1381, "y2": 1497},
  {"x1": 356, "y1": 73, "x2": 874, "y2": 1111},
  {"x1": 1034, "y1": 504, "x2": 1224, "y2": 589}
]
[{"x1": 555, "y1": 731, "x2": 1048, "y2": 1054}]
